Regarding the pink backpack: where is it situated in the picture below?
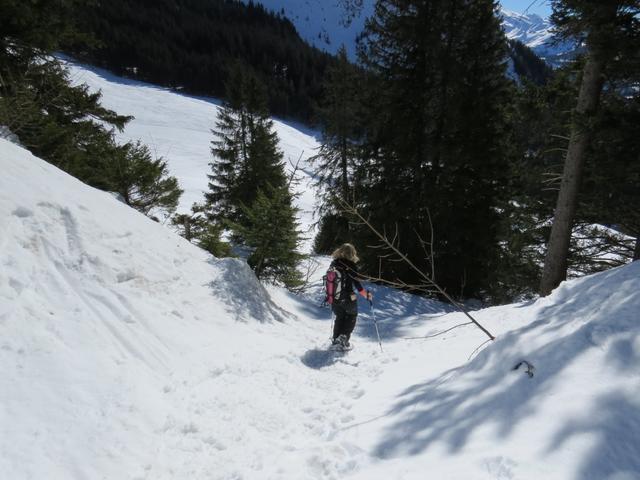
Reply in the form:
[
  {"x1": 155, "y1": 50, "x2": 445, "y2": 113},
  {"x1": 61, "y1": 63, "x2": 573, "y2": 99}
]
[{"x1": 323, "y1": 266, "x2": 343, "y2": 305}]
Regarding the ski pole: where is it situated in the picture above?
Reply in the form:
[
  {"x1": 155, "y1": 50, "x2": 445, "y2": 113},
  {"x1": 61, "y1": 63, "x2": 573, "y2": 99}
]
[
  {"x1": 330, "y1": 306, "x2": 334, "y2": 341},
  {"x1": 368, "y1": 292, "x2": 383, "y2": 353}
]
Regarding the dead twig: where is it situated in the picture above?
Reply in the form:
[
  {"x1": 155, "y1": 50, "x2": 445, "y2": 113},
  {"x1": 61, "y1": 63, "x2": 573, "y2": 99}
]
[
  {"x1": 403, "y1": 322, "x2": 473, "y2": 340},
  {"x1": 337, "y1": 198, "x2": 496, "y2": 341}
]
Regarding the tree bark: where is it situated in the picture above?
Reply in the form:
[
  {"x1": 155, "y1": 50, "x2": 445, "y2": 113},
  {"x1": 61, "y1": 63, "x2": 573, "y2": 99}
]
[{"x1": 539, "y1": 53, "x2": 605, "y2": 297}]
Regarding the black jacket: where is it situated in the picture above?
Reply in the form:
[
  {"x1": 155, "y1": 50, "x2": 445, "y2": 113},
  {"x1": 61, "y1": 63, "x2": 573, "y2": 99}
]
[{"x1": 331, "y1": 258, "x2": 365, "y2": 302}]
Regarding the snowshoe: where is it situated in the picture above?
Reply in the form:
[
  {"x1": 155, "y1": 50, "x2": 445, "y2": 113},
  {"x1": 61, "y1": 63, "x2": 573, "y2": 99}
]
[{"x1": 330, "y1": 334, "x2": 352, "y2": 352}]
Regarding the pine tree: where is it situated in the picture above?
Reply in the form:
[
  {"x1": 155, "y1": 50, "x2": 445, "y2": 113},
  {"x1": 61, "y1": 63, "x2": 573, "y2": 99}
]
[
  {"x1": 107, "y1": 141, "x2": 182, "y2": 220},
  {"x1": 206, "y1": 64, "x2": 287, "y2": 229},
  {"x1": 1, "y1": 0, "x2": 88, "y2": 66},
  {"x1": 1, "y1": 1, "x2": 185, "y2": 220},
  {"x1": 313, "y1": 45, "x2": 364, "y2": 253},
  {"x1": 354, "y1": 0, "x2": 513, "y2": 298},
  {"x1": 581, "y1": 93, "x2": 640, "y2": 264},
  {"x1": 508, "y1": 39, "x2": 553, "y2": 86},
  {"x1": 206, "y1": 63, "x2": 302, "y2": 284},
  {"x1": 172, "y1": 203, "x2": 232, "y2": 257},
  {"x1": 315, "y1": 45, "x2": 363, "y2": 203},
  {"x1": 63, "y1": 0, "x2": 334, "y2": 122},
  {"x1": 540, "y1": 0, "x2": 639, "y2": 295},
  {"x1": 233, "y1": 186, "x2": 304, "y2": 288}
]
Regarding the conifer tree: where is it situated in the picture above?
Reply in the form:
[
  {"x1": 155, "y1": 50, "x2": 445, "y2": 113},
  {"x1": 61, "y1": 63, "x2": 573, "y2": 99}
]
[
  {"x1": 1, "y1": 1, "x2": 184, "y2": 221},
  {"x1": 206, "y1": 64, "x2": 287, "y2": 228},
  {"x1": 206, "y1": 63, "x2": 302, "y2": 284},
  {"x1": 313, "y1": 46, "x2": 364, "y2": 253},
  {"x1": 354, "y1": 0, "x2": 513, "y2": 298},
  {"x1": 233, "y1": 186, "x2": 304, "y2": 287},
  {"x1": 581, "y1": 93, "x2": 640, "y2": 263},
  {"x1": 172, "y1": 203, "x2": 232, "y2": 257},
  {"x1": 315, "y1": 45, "x2": 363, "y2": 204},
  {"x1": 64, "y1": 0, "x2": 334, "y2": 122},
  {"x1": 1, "y1": 0, "x2": 87, "y2": 66},
  {"x1": 107, "y1": 141, "x2": 182, "y2": 220},
  {"x1": 540, "y1": 0, "x2": 639, "y2": 295}
]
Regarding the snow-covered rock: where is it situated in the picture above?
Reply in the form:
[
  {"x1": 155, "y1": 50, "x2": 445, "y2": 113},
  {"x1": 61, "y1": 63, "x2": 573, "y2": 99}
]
[{"x1": 0, "y1": 125, "x2": 20, "y2": 145}]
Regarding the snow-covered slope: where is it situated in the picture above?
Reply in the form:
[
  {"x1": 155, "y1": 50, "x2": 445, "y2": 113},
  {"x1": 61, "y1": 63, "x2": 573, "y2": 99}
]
[
  {"x1": 254, "y1": 0, "x2": 374, "y2": 59},
  {"x1": 254, "y1": 0, "x2": 575, "y2": 65},
  {"x1": 63, "y1": 60, "x2": 321, "y2": 250},
  {"x1": 0, "y1": 138, "x2": 295, "y2": 479},
  {"x1": 2, "y1": 137, "x2": 639, "y2": 479}
]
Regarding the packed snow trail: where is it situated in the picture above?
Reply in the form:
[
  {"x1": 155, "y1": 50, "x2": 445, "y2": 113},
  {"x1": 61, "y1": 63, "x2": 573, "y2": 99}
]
[
  {"x1": 2, "y1": 136, "x2": 640, "y2": 480},
  {"x1": 0, "y1": 138, "x2": 447, "y2": 479}
]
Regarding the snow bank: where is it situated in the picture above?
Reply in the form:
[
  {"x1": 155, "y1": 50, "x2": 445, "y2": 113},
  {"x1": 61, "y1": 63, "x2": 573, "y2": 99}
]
[
  {"x1": 0, "y1": 139, "x2": 297, "y2": 479},
  {"x1": 342, "y1": 262, "x2": 640, "y2": 480}
]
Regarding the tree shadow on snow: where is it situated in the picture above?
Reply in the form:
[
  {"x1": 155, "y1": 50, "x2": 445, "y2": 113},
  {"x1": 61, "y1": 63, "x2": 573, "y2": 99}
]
[
  {"x1": 354, "y1": 285, "x2": 454, "y2": 342},
  {"x1": 545, "y1": 392, "x2": 640, "y2": 480},
  {"x1": 372, "y1": 263, "x2": 640, "y2": 480}
]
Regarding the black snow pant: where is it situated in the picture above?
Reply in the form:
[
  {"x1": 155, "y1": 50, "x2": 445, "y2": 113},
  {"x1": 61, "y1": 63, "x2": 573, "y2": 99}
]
[{"x1": 332, "y1": 300, "x2": 358, "y2": 341}]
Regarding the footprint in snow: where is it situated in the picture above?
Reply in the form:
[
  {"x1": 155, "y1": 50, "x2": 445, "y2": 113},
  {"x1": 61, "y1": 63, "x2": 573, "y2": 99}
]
[{"x1": 348, "y1": 388, "x2": 365, "y2": 399}]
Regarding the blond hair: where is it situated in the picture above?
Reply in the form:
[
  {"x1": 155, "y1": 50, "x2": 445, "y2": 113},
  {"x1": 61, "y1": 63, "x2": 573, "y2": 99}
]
[{"x1": 331, "y1": 243, "x2": 359, "y2": 263}]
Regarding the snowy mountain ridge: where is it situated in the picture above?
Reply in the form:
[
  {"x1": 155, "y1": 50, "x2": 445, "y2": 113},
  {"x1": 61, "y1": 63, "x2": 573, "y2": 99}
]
[
  {"x1": 501, "y1": 8, "x2": 576, "y2": 65},
  {"x1": 2, "y1": 132, "x2": 640, "y2": 478},
  {"x1": 501, "y1": 8, "x2": 554, "y2": 48}
]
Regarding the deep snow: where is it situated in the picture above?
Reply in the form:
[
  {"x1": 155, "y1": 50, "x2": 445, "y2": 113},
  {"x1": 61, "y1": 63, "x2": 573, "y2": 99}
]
[{"x1": 2, "y1": 134, "x2": 640, "y2": 479}]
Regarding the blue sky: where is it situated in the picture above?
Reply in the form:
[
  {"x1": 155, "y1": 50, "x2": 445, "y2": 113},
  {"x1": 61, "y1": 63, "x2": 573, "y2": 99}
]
[{"x1": 500, "y1": 0, "x2": 551, "y2": 17}]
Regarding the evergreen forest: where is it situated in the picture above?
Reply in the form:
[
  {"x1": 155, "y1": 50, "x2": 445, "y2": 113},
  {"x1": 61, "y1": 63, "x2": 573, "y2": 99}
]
[
  {"x1": 63, "y1": 0, "x2": 335, "y2": 123},
  {"x1": 60, "y1": 0, "x2": 549, "y2": 124},
  {"x1": 312, "y1": 0, "x2": 639, "y2": 301}
]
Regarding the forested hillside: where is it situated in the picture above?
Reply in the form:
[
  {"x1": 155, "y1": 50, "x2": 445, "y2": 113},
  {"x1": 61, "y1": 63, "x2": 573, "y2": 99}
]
[
  {"x1": 508, "y1": 39, "x2": 552, "y2": 85},
  {"x1": 63, "y1": 0, "x2": 555, "y2": 124},
  {"x1": 65, "y1": 0, "x2": 335, "y2": 122}
]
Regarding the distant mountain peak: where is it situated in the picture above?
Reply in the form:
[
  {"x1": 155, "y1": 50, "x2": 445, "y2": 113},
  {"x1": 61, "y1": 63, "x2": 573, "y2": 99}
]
[{"x1": 500, "y1": 8, "x2": 554, "y2": 48}]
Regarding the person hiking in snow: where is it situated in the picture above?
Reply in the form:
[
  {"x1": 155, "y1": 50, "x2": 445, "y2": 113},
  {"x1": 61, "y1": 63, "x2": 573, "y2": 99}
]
[{"x1": 328, "y1": 243, "x2": 372, "y2": 349}]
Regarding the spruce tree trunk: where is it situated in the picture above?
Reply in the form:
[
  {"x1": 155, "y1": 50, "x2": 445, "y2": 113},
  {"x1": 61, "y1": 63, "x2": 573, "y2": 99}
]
[
  {"x1": 633, "y1": 236, "x2": 640, "y2": 261},
  {"x1": 539, "y1": 54, "x2": 605, "y2": 297}
]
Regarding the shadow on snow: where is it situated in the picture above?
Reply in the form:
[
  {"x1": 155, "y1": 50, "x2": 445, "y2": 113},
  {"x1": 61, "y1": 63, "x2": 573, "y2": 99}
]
[
  {"x1": 371, "y1": 263, "x2": 640, "y2": 480},
  {"x1": 300, "y1": 348, "x2": 357, "y2": 369}
]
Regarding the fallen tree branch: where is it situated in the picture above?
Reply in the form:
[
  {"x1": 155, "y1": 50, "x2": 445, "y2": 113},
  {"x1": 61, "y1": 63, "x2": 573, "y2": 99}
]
[
  {"x1": 403, "y1": 322, "x2": 473, "y2": 340},
  {"x1": 337, "y1": 198, "x2": 496, "y2": 341}
]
